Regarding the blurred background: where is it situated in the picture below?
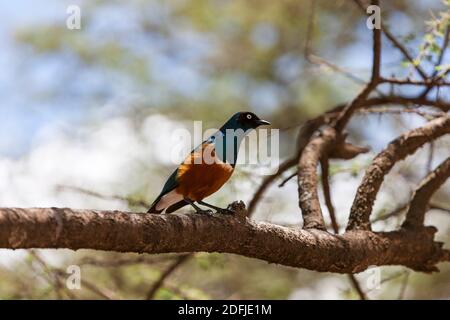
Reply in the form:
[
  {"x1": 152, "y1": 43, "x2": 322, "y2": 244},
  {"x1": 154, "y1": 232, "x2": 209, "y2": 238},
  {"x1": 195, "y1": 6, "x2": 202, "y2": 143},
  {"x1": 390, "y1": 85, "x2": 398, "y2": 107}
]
[{"x1": 0, "y1": 0, "x2": 449, "y2": 299}]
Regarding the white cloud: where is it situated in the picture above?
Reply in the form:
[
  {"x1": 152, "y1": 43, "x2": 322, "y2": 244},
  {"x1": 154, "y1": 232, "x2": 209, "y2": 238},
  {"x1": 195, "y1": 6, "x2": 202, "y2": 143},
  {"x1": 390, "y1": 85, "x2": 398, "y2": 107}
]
[{"x1": 0, "y1": 114, "x2": 183, "y2": 209}]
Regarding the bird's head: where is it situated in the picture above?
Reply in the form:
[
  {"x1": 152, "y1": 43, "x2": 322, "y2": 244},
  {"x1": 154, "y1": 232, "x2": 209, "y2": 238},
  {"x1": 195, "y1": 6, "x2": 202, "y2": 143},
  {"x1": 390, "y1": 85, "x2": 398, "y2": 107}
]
[{"x1": 219, "y1": 112, "x2": 271, "y2": 133}]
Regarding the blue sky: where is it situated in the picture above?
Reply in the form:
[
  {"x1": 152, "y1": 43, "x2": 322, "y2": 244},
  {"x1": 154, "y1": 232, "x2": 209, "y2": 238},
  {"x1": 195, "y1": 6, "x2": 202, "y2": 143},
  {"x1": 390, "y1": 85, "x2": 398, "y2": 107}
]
[{"x1": 0, "y1": 0, "x2": 448, "y2": 157}]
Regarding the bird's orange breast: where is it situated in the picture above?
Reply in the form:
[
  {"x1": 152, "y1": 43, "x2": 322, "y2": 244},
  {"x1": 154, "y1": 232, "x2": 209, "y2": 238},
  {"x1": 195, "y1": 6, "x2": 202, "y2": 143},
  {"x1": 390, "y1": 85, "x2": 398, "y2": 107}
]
[{"x1": 176, "y1": 143, "x2": 234, "y2": 201}]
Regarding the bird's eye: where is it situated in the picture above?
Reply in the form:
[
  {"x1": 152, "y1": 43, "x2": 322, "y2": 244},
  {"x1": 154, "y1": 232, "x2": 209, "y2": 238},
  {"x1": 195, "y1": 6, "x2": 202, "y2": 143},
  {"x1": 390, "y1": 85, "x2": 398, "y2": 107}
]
[{"x1": 246, "y1": 114, "x2": 252, "y2": 120}]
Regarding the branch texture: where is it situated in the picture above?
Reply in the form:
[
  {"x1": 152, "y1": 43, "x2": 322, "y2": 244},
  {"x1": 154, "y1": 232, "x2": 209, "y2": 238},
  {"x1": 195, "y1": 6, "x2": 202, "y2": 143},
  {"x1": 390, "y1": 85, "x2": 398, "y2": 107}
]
[
  {"x1": 403, "y1": 157, "x2": 450, "y2": 229},
  {"x1": 0, "y1": 204, "x2": 447, "y2": 273},
  {"x1": 298, "y1": 127, "x2": 336, "y2": 230},
  {"x1": 347, "y1": 116, "x2": 450, "y2": 231}
]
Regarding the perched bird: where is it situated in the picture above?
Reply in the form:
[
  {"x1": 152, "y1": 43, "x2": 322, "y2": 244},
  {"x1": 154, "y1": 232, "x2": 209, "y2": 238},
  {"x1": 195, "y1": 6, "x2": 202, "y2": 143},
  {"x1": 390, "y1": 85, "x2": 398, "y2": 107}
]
[{"x1": 148, "y1": 111, "x2": 270, "y2": 214}]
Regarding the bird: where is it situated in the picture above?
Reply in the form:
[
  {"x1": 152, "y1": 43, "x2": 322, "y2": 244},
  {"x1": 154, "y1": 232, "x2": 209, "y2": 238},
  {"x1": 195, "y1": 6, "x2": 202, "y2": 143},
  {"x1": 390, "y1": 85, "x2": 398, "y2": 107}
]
[{"x1": 147, "y1": 111, "x2": 270, "y2": 215}]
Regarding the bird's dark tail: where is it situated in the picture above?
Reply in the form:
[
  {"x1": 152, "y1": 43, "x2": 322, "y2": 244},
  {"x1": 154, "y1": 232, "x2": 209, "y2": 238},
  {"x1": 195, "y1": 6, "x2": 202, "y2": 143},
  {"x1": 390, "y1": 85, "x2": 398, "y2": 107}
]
[
  {"x1": 147, "y1": 197, "x2": 188, "y2": 214},
  {"x1": 147, "y1": 197, "x2": 164, "y2": 213}
]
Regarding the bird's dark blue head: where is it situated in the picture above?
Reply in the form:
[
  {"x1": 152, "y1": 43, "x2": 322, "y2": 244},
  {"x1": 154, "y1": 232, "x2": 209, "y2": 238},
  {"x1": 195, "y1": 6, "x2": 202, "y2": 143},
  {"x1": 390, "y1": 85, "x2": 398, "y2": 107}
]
[
  {"x1": 213, "y1": 112, "x2": 270, "y2": 166},
  {"x1": 219, "y1": 112, "x2": 270, "y2": 133}
]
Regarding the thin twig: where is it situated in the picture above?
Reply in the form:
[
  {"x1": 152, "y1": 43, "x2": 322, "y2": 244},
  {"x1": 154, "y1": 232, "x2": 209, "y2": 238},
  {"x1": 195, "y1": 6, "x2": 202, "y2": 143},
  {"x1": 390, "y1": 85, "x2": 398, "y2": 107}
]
[
  {"x1": 403, "y1": 156, "x2": 450, "y2": 228},
  {"x1": 56, "y1": 185, "x2": 150, "y2": 208},
  {"x1": 347, "y1": 274, "x2": 368, "y2": 300},
  {"x1": 146, "y1": 254, "x2": 191, "y2": 300},
  {"x1": 320, "y1": 159, "x2": 367, "y2": 300},
  {"x1": 381, "y1": 78, "x2": 450, "y2": 86},
  {"x1": 320, "y1": 159, "x2": 339, "y2": 233},
  {"x1": 427, "y1": 141, "x2": 434, "y2": 173},
  {"x1": 420, "y1": 23, "x2": 450, "y2": 97},
  {"x1": 278, "y1": 171, "x2": 298, "y2": 187},
  {"x1": 397, "y1": 271, "x2": 410, "y2": 300},
  {"x1": 370, "y1": 0, "x2": 382, "y2": 82},
  {"x1": 30, "y1": 250, "x2": 117, "y2": 300},
  {"x1": 366, "y1": 271, "x2": 407, "y2": 293},
  {"x1": 353, "y1": 0, "x2": 427, "y2": 79},
  {"x1": 80, "y1": 255, "x2": 184, "y2": 268},
  {"x1": 333, "y1": 0, "x2": 382, "y2": 133},
  {"x1": 357, "y1": 106, "x2": 445, "y2": 119},
  {"x1": 247, "y1": 157, "x2": 298, "y2": 216},
  {"x1": 305, "y1": 0, "x2": 375, "y2": 87},
  {"x1": 29, "y1": 251, "x2": 76, "y2": 299}
]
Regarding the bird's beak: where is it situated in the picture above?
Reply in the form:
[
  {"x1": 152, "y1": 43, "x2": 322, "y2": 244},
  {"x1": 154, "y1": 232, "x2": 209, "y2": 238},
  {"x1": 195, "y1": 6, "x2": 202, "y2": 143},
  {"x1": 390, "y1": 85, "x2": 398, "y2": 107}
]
[{"x1": 254, "y1": 119, "x2": 271, "y2": 126}]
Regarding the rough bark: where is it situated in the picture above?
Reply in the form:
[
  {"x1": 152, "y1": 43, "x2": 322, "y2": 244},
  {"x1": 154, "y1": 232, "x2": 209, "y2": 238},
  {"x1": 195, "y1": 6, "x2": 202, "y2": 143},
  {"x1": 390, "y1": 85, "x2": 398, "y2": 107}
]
[
  {"x1": 298, "y1": 127, "x2": 336, "y2": 230},
  {"x1": 402, "y1": 157, "x2": 450, "y2": 229},
  {"x1": 0, "y1": 204, "x2": 448, "y2": 273},
  {"x1": 347, "y1": 116, "x2": 450, "y2": 231}
]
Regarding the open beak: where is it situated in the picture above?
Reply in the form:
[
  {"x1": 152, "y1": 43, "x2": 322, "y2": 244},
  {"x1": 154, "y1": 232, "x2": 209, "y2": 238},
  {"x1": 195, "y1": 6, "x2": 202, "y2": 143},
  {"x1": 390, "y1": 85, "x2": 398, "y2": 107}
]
[{"x1": 255, "y1": 119, "x2": 271, "y2": 126}]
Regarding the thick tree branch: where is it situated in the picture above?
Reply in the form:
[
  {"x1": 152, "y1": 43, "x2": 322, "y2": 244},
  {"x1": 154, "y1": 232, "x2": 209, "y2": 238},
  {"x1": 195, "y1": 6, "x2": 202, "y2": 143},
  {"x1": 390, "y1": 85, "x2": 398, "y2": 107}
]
[
  {"x1": 347, "y1": 116, "x2": 450, "y2": 231},
  {"x1": 298, "y1": 127, "x2": 337, "y2": 230},
  {"x1": 0, "y1": 204, "x2": 448, "y2": 273},
  {"x1": 402, "y1": 157, "x2": 450, "y2": 229},
  {"x1": 320, "y1": 158, "x2": 368, "y2": 299}
]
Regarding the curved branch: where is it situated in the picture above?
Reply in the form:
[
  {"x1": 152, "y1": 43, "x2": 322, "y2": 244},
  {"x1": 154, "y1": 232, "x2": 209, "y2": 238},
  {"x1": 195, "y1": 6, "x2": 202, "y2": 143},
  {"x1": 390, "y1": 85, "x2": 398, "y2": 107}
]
[
  {"x1": 0, "y1": 204, "x2": 447, "y2": 273},
  {"x1": 347, "y1": 116, "x2": 450, "y2": 231},
  {"x1": 298, "y1": 127, "x2": 337, "y2": 230},
  {"x1": 402, "y1": 157, "x2": 450, "y2": 229},
  {"x1": 250, "y1": 94, "x2": 448, "y2": 218},
  {"x1": 353, "y1": 0, "x2": 427, "y2": 79},
  {"x1": 298, "y1": 127, "x2": 368, "y2": 230},
  {"x1": 333, "y1": 72, "x2": 380, "y2": 133},
  {"x1": 247, "y1": 115, "x2": 330, "y2": 216},
  {"x1": 146, "y1": 254, "x2": 190, "y2": 299},
  {"x1": 370, "y1": 0, "x2": 381, "y2": 82}
]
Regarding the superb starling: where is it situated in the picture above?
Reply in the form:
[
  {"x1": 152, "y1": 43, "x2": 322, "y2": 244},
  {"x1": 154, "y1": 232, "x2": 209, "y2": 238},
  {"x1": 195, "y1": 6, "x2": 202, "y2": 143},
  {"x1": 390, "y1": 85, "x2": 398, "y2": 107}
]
[{"x1": 148, "y1": 112, "x2": 270, "y2": 214}]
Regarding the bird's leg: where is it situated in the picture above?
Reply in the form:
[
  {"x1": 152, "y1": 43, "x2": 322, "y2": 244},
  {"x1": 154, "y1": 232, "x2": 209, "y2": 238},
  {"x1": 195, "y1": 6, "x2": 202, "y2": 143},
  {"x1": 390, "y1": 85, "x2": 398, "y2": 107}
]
[
  {"x1": 198, "y1": 200, "x2": 235, "y2": 215},
  {"x1": 184, "y1": 198, "x2": 214, "y2": 216}
]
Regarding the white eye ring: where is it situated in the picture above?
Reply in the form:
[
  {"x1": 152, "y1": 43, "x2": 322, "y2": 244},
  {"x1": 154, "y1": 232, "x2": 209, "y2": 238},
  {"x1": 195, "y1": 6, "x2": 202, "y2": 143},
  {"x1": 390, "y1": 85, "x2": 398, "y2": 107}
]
[{"x1": 246, "y1": 114, "x2": 252, "y2": 119}]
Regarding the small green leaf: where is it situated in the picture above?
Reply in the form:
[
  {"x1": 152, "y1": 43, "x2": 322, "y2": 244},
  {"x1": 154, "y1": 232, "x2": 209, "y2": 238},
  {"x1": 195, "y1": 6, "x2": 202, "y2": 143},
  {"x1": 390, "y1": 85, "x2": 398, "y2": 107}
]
[{"x1": 401, "y1": 60, "x2": 411, "y2": 68}]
